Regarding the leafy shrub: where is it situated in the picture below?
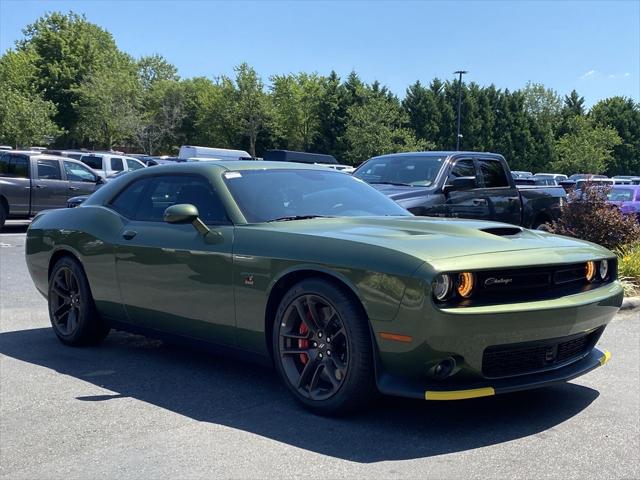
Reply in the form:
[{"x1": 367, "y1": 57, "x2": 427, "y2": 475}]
[
  {"x1": 547, "y1": 185, "x2": 640, "y2": 250},
  {"x1": 617, "y1": 243, "x2": 640, "y2": 296}
]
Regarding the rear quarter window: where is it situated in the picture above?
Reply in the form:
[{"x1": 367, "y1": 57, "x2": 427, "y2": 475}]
[{"x1": 0, "y1": 153, "x2": 29, "y2": 178}]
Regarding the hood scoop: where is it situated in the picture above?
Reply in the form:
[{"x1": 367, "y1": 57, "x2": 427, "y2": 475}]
[{"x1": 480, "y1": 226, "x2": 524, "y2": 237}]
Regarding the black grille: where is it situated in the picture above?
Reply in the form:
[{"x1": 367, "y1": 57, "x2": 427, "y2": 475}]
[
  {"x1": 443, "y1": 260, "x2": 617, "y2": 308},
  {"x1": 482, "y1": 327, "x2": 603, "y2": 378}
]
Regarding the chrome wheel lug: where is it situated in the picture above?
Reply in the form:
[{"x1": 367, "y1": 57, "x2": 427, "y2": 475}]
[
  {"x1": 312, "y1": 342, "x2": 317, "y2": 347},
  {"x1": 318, "y1": 332, "x2": 323, "y2": 338},
  {"x1": 326, "y1": 337, "x2": 331, "y2": 343},
  {"x1": 326, "y1": 350, "x2": 331, "y2": 356},
  {"x1": 318, "y1": 353, "x2": 323, "y2": 359}
]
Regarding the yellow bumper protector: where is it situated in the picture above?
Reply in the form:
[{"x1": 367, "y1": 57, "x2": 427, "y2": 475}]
[
  {"x1": 425, "y1": 387, "x2": 495, "y2": 401},
  {"x1": 599, "y1": 350, "x2": 612, "y2": 366}
]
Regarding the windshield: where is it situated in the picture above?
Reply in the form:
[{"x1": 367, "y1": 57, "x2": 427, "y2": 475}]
[
  {"x1": 223, "y1": 169, "x2": 411, "y2": 223},
  {"x1": 353, "y1": 155, "x2": 446, "y2": 187},
  {"x1": 608, "y1": 188, "x2": 635, "y2": 202}
]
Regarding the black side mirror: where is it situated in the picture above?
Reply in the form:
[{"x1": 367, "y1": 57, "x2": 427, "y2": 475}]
[
  {"x1": 444, "y1": 176, "x2": 476, "y2": 193},
  {"x1": 164, "y1": 204, "x2": 210, "y2": 235},
  {"x1": 96, "y1": 175, "x2": 105, "y2": 185}
]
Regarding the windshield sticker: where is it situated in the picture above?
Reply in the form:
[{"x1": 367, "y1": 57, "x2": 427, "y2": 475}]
[{"x1": 224, "y1": 172, "x2": 242, "y2": 179}]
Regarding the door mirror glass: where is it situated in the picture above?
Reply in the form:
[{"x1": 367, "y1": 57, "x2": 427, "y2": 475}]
[
  {"x1": 444, "y1": 176, "x2": 476, "y2": 192},
  {"x1": 164, "y1": 203, "x2": 199, "y2": 224}
]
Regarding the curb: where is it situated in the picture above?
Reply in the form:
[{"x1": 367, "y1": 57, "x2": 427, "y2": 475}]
[{"x1": 621, "y1": 296, "x2": 640, "y2": 311}]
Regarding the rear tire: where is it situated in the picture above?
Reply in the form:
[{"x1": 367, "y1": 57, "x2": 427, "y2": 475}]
[
  {"x1": 272, "y1": 278, "x2": 375, "y2": 415},
  {"x1": 0, "y1": 201, "x2": 6, "y2": 229},
  {"x1": 48, "y1": 256, "x2": 110, "y2": 346}
]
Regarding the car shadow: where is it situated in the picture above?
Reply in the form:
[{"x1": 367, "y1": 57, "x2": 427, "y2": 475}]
[
  {"x1": 0, "y1": 327, "x2": 600, "y2": 463},
  {"x1": 0, "y1": 222, "x2": 29, "y2": 234}
]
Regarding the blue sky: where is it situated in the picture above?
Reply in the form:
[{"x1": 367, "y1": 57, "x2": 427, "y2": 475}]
[{"x1": 1, "y1": 0, "x2": 638, "y2": 106}]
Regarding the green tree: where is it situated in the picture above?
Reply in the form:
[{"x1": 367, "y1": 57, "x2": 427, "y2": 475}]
[
  {"x1": 521, "y1": 81, "x2": 563, "y2": 128},
  {"x1": 310, "y1": 71, "x2": 348, "y2": 158},
  {"x1": 0, "y1": 89, "x2": 62, "y2": 148},
  {"x1": 590, "y1": 96, "x2": 640, "y2": 176},
  {"x1": 138, "y1": 54, "x2": 179, "y2": 90},
  {"x1": 234, "y1": 63, "x2": 270, "y2": 157},
  {"x1": 73, "y1": 64, "x2": 141, "y2": 149},
  {"x1": 345, "y1": 90, "x2": 431, "y2": 164},
  {"x1": 551, "y1": 116, "x2": 622, "y2": 174},
  {"x1": 18, "y1": 12, "x2": 129, "y2": 142},
  {"x1": 135, "y1": 80, "x2": 186, "y2": 154},
  {"x1": 271, "y1": 72, "x2": 323, "y2": 150}
]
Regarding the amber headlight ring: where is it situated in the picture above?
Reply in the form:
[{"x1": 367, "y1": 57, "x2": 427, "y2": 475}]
[{"x1": 456, "y1": 272, "x2": 475, "y2": 298}]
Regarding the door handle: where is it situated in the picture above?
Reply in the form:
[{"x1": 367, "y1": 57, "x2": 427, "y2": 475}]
[
  {"x1": 122, "y1": 230, "x2": 137, "y2": 240},
  {"x1": 473, "y1": 199, "x2": 488, "y2": 206},
  {"x1": 36, "y1": 184, "x2": 47, "y2": 189},
  {"x1": 69, "y1": 186, "x2": 79, "y2": 191}
]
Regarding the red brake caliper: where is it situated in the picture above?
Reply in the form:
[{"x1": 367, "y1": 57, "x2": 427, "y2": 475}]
[{"x1": 298, "y1": 321, "x2": 309, "y2": 365}]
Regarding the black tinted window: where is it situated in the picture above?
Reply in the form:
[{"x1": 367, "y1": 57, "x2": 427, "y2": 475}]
[
  {"x1": 447, "y1": 159, "x2": 476, "y2": 185},
  {"x1": 224, "y1": 169, "x2": 410, "y2": 223},
  {"x1": 0, "y1": 153, "x2": 29, "y2": 178},
  {"x1": 37, "y1": 160, "x2": 62, "y2": 180},
  {"x1": 110, "y1": 157, "x2": 124, "y2": 171},
  {"x1": 479, "y1": 160, "x2": 509, "y2": 188},
  {"x1": 110, "y1": 175, "x2": 228, "y2": 224},
  {"x1": 126, "y1": 158, "x2": 144, "y2": 170},
  {"x1": 354, "y1": 155, "x2": 445, "y2": 187},
  {"x1": 81, "y1": 155, "x2": 103, "y2": 169}
]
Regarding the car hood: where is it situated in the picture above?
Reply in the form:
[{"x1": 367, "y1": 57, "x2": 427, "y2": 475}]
[
  {"x1": 259, "y1": 216, "x2": 611, "y2": 268},
  {"x1": 368, "y1": 184, "x2": 434, "y2": 201}
]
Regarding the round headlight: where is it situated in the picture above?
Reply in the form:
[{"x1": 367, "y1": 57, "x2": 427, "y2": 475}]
[
  {"x1": 585, "y1": 261, "x2": 596, "y2": 282},
  {"x1": 456, "y1": 272, "x2": 475, "y2": 298},
  {"x1": 433, "y1": 274, "x2": 452, "y2": 301},
  {"x1": 599, "y1": 259, "x2": 609, "y2": 280}
]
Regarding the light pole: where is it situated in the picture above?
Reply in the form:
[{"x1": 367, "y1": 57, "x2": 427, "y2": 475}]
[{"x1": 454, "y1": 70, "x2": 468, "y2": 150}]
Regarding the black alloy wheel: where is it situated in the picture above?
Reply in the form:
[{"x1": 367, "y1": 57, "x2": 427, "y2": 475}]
[
  {"x1": 50, "y1": 266, "x2": 83, "y2": 335},
  {"x1": 278, "y1": 294, "x2": 349, "y2": 401},
  {"x1": 273, "y1": 278, "x2": 375, "y2": 415},
  {"x1": 48, "y1": 256, "x2": 110, "y2": 346}
]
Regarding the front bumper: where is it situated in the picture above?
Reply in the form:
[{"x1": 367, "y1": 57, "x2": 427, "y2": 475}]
[{"x1": 377, "y1": 347, "x2": 611, "y2": 400}]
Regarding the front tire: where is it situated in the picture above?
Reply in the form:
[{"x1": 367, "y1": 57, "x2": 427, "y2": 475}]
[
  {"x1": 272, "y1": 278, "x2": 375, "y2": 415},
  {"x1": 48, "y1": 256, "x2": 110, "y2": 346}
]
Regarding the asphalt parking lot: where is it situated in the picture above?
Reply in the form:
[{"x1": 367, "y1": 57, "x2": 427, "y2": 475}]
[{"x1": 0, "y1": 220, "x2": 638, "y2": 479}]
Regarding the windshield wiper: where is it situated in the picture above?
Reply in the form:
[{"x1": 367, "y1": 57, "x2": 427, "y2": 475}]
[
  {"x1": 369, "y1": 181, "x2": 414, "y2": 187},
  {"x1": 269, "y1": 215, "x2": 331, "y2": 222}
]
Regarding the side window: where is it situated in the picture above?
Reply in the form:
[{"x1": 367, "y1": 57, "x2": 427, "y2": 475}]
[
  {"x1": 64, "y1": 161, "x2": 96, "y2": 182},
  {"x1": 108, "y1": 178, "x2": 150, "y2": 219},
  {"x1": 447, "y1": 159, "x2": 476, "y2": 185},
  {"x1": 135, "y1": 175, "x2": 229, "y2": 224},
  {"x1": 37, "y1": 160, "x2": 62, "y2": 180},
  {"x1": 80, "y1": 155, "x2": 103, "y2": 170},
  {"x1": 126, "y1": 159, "x2": 144, "y2": 171},
  {"x1": 110, "y1": 157, "x2": 124, "y2": 172},
  {"x1": 478, "y1": 159, "x2": 510, "y2": 188},
  {"x1": 0, "y1": 153, "x2": 29, "y2": 178}
]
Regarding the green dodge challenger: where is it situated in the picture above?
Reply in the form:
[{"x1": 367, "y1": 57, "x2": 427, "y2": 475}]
[{"x1": 25, "y1": 161, "x2": 622, "y2": 414}]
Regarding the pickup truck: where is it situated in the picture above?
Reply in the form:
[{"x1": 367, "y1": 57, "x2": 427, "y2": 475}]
[
  {"x1": 0, "y1": 151, "x2": 103, "y2": 227},
  {"x1": 353, "y1": 151, "x2": 565, "y2": 228}
]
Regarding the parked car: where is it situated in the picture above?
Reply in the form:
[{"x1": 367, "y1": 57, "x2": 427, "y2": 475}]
[
  {"x1": 178, "y1": 145, "x2": 252, "y2": 161},
  {"x1": 43, "y1": 149, "x2": 88, "y2": 161},
  {"x1": 534, "y1": 173, "x2": 568, "y2": 182},
  {"x1": 79, "y1": 153, "x2": 145, "y2": 178},
  {"x1": 145, "y1": 156, "x2": 184, "y2": 167},
  {"x1": 607, "y1": 185, "x2": 640, "y2": 219},
  {"x1": 531, "y1": 175, "x2": 558, "y2": 186},
  {"x1": 511, "y1": 170, "x2": 533, "y2": 179},
  {"x1": 264, "y1": 150, "x2": 354, "y2": 172},
  {"x1": 0, "y1": 146, "x2": 13, "y2": 151},
  {"x1": 25, "y1": 161, "x2": 620, "y2": 414},
  {"x1": 569, "y1": 173, "x2": 608, "y2": 181},
  {"x1": 353, "y1": 152, "x2": 566, "y2": 229},
  {"x1": 0, "y1": 151, "x2": 103, "y2": 227}
]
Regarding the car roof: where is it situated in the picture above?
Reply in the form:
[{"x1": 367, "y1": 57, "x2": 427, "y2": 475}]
[{"x1": 369, "y1": 151, "x2": 503, "y2": 160}]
